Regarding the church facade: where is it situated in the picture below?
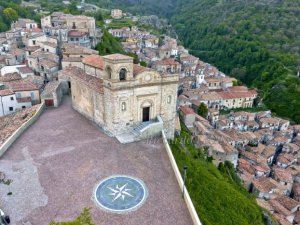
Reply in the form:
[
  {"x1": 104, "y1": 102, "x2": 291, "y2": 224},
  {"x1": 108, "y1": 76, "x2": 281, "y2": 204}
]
[{"x1": 59, "y1": 53, "x2": 178, "y2": 139}]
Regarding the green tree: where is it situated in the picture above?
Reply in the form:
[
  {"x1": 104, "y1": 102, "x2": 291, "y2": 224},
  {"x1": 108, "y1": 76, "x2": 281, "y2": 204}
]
[
  {"x1": 139, "y1": 61, "x2": 147, "y2": 67},
  {"x1": 3, "y1": 8, "x2": 18, "y2": 24},
  {"x1": 197, "y1": 103, "x2": 208, "y2": 118},
  {"x1": 50, "y1": 208, "x2": 94, "y2": 225},
  {"x1": 95, "y1": 30, "x2": 125, "y2": 55}
]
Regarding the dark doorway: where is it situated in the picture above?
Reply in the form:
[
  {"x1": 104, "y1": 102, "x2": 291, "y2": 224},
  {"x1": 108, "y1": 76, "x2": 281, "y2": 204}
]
[
  {"x1": 45, "y1": 99, "x2": 54, "y2": 107},
  {"x1": 142, "y1": 107, "x2": 150, "y2": 122}
]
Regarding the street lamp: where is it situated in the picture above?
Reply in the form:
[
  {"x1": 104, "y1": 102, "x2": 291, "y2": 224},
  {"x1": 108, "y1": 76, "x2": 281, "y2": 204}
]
[{"x1": 182, "y1": 165, "x2": 188, "y2": 198}]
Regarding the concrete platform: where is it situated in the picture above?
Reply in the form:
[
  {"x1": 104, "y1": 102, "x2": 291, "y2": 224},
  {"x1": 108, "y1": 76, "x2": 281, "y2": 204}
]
[{"x1": 0, "y1": 97, "x2": 193, "y2": 225}]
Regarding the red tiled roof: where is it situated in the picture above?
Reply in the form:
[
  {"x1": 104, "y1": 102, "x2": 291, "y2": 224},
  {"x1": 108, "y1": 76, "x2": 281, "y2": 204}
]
[
  {"x1": 68, "y1": 30, "x2": 87, "y2": 37},
  {"x1": 24, "y1": 28, "x2": 43, "y2": 33},
  {"x1": 218, "y1": 87, "x2": 257, "y2": 99},
  {"x1": 273, "y1": 167, "x2": 293, "y2": 183},
  {"x1": 61, "y1": 67, "x2": 103, "y2": 94},
  {"x1": 9, "y1": 80, "x2": 40, "y2": 92},
  {"x1": 103, "y1": 53, "x2": 133, "y2": 61},
  {"x1": 82, "y1": 55, "x2": 104, "y2": 70},
  {"x1": 0, "y1": 73, "x2": 22, "y2": 82},
  {"x1": 180, "y1": 106, "x2": 195, "y2": 115},
  {"x1": 133, "y1": 64, "x2": 148, "y2": 75},
  {"x1": 17, "y1": 66, "x2": 34, "y2": 74},
  {"x1": 157, "y1": 58, "x2": 180, "y2": 66},
  {"x1": 0, "y1": 89, "x2": 14, "y2": 96}
]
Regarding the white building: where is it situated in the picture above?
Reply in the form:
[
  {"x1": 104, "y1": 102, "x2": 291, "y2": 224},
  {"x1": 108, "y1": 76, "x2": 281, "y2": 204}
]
[{"x1": 0, "y1": 89, "x2": 32, "y2": 116}]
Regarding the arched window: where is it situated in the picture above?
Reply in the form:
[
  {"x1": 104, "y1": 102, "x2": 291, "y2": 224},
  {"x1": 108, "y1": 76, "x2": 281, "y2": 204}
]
[
  {"x1": 167, "y1": 95, "x2": 172, "y2": 104},
  {"x1": 121, "y1": 102, "x2": 126, "y2": 111},
  {"x1": 119, "y1": 68, "x2": 127, "y2": 81},
  {"x1": 106, "y1": 66, "x2": 112, "y2": 79}
]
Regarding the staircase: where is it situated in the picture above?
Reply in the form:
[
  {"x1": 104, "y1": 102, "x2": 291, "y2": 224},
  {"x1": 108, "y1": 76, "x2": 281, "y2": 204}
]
[
  {"x1": 132, "y1": 121, "x2": 152, "y2": 136},
  {"x1": 116, "y1": 118, "x2": 163, "y2": 144}
]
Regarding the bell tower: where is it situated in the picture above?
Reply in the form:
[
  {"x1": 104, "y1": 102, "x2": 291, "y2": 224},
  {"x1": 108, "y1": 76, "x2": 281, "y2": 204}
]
[{"x1": 103, "y1": 54, "x2": 134, "y2": 81}]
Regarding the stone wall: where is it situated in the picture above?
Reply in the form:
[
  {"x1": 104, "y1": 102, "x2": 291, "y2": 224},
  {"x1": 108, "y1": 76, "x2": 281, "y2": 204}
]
[{"x1": 162, "y1": 131, "x2": 202, "y2": 225}]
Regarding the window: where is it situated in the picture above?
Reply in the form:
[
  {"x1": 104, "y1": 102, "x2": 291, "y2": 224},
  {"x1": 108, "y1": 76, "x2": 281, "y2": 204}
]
[
  {"x1": 9, "y1": 107, "x2": 13, "y2": 111},
  {"x1": 10, "y1": 97, "x2": 14, "y2": 101},
  {"x1": 32, "y1": 40, "x2": 36, "y2": 45},
  {"x1": 167, "y1": 95, "x2": 172, "y2": 104},
  {"x1": 121, "y1": 102, "x2": 126, "y2": 111},
  {"x1": 16, "y1": 93, "x2": 21, "y2": 98},
  {"x1": 22, "y1": 106, "x2": 26, "y2": 109},
  {"x1": 106, "y1": 66, "x2": 112, "y2": 79},
  {"x1": 119, "y1": 68, "x2": 127, "y2": 81}
]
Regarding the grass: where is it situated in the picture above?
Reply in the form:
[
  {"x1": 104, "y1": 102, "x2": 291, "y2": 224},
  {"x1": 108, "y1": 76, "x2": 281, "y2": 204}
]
[
  {"x1": 219, "y1": 106, "x2": 269, "y2": 115},
  {"x1": 107, "y1": 18, "x2": 136, "y2": 29}
]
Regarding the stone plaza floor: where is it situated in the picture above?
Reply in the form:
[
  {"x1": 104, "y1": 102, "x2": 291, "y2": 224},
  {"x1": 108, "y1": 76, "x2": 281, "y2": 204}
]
[{"x1": 0, "y1": 97, "x2": 193, "y2": 225}]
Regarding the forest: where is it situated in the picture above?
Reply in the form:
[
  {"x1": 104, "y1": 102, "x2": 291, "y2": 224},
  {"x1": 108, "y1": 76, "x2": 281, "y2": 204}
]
[
  {"x1": 0, "y1": 0, "x2": 41, "y2": 32},
  {"x1": 171, "y1": 0, "x2": 300, "y2": 123}
]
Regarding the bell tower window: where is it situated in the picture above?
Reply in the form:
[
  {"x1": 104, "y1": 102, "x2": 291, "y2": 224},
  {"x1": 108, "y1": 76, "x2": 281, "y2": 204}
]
[
  {"x1": 119, "y1": 68, "x2": 127, "y2": 81},
  {"x1": 167, "y1": 95, "x2": 172, "y2": 104},
  {"x1": 106, "y1": 66, "x2": 112, "y2": 79},
  {"x1": 121, "y1": 102, "x2": 126, "y2": 111}
]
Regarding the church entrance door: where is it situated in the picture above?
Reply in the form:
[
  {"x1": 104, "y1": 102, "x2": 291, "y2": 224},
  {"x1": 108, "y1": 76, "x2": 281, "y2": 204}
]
[{"x1": 142, "y1": 107, "x2": 150, "y2": 122}]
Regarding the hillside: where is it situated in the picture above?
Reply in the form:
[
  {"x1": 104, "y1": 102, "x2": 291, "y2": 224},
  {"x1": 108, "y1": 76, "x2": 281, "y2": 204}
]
[
  {"x1": 171, "y1": 0, "x2": 300, "y2": 123},
  {"x1": 0, "y1": 0, "x2": 40, "y2": 32},
  {"x1": 92, "y1": 0, "x2": 300, "y2": 123},
  {"x1": 87, "y1": 0, "x2": 176, "y2": 17}
]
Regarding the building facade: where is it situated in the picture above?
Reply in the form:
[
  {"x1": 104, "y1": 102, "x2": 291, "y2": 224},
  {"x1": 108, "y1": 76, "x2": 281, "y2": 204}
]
[{"x1": 59, "y1": 53, "x2": 178, "y2": 139}]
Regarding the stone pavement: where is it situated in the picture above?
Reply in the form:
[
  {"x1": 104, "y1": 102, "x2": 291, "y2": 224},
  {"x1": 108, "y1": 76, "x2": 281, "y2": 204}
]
[{"x1": 0, "y1": 96, "x2": 193, "y2": 225}]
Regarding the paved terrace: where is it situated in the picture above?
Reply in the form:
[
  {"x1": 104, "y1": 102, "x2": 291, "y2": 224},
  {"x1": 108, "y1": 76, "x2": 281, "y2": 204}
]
[{"x1": 0, "y1": 97, "x2": 193, "y2": 225}]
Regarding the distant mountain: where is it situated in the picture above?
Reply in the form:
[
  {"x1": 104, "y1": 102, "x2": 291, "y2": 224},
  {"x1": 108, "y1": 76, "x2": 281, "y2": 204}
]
[{"x1": 88, "y1": 0, "x2": 177, "y2": 17}]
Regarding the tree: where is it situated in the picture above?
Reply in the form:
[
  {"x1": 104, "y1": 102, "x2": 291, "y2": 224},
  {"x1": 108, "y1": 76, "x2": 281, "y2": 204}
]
[
  {"x1": 50, "y1": 208, "x2": 94, "y2": 225},
  {"x1": 139, "y1": 61, "x2": 147, "y2": 67},
  {"x1": 197, "y1": 103, "x2": 208, "y2": 118},
  {"x1": 3, "y1": 8, "x2": 18, "y2": 24}
]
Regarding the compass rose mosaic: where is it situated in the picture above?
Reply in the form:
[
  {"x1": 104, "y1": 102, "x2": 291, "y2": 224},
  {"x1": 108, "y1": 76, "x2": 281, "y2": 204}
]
[{"x1": 94, "y1": 175, "x2": 148, "y2": 213}]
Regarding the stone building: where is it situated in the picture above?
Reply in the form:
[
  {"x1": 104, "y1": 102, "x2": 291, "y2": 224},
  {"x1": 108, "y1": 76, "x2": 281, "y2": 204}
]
[
  {"x1": 111, "y1": 9, "x2": 123, "y2": 19},
  {"x1": 59, "y1": 53, "x2": 178, "y2": 139}
]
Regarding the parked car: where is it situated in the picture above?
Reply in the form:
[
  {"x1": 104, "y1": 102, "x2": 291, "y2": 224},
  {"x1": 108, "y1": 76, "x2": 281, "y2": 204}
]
[{"x1": 0, "y1": 209, "x2": 10, "y2": 225}]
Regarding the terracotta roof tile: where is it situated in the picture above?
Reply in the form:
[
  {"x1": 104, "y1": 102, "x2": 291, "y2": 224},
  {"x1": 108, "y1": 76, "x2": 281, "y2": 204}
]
[
  {"x1": 82, "y1": 55, "x2": 103, "y2": 70},
  {"x1": 61, "y1": 67, "x2": 103, "y2": 94},
  {"x1": 273, "y1": 167, "x2": 293, "y2": 183},
  {"x1": 0, "y1": 89, "x2": 14, "y2": 96},
  {"x1": 103, "y1": 53, "x2": 133, "y2": 61},
  {"x1": 180, "y1": 106, "x2": 195, "y2": 115},
  {"x1": 9, "y1": 80, "x2": 40, "y2": 92}
]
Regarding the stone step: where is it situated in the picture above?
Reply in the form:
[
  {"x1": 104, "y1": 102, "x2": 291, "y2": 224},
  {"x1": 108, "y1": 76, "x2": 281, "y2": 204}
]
[{"x1": 115, "y1": 132, "x2": 137, "y2": 144}]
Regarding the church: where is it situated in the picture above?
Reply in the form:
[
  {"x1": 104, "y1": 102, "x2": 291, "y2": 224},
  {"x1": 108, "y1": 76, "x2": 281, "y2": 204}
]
[{"x1": 59, "y1": 53, "x2": 178, "y2": 140}]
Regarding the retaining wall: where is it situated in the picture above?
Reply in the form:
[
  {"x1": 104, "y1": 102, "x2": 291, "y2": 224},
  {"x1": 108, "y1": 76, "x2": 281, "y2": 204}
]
[
  {"x1": 0, "y1": 103, "x2": 45, "y2": 157},
  {"x1": 162, "y1": 130, "x2": 202, "y2": 225}
]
